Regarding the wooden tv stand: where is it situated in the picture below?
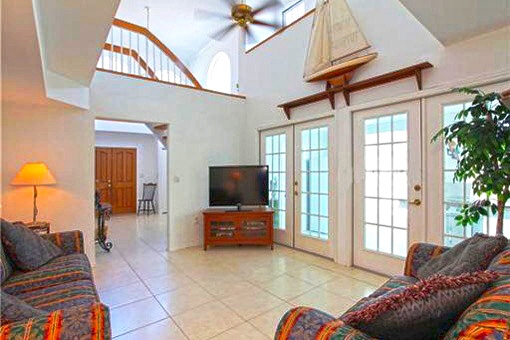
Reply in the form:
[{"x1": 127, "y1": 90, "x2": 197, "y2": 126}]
[{"x1": 203, "y1": 208, "x2": 274, "y2": 250}]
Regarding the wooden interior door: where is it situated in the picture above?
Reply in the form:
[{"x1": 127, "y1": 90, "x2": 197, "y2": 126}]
[
  {"x1": 95, "y1": 147, "x2": 137, "y2": 214},
  {"x1": 95, "y1": 148, "x2": 112, "y2": 204}
]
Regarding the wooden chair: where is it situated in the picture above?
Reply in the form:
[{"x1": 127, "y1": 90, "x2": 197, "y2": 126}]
[{"x1": 137, "y1": 183, "x2": 157, "y2": 215}]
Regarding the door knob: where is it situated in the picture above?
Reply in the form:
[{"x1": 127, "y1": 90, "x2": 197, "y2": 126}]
[
  {"x1": 409, "y1": 199, "x2": 421, "y2": 206},
  {"x1": 294, "y1": 191, "x2": 299, "y2": 196}
]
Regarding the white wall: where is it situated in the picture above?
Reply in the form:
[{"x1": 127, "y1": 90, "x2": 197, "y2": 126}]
[
  {"x1": 157, "y1": 144, "x2": 168, "y2": 213},
  {"x1": 95, "y1": 131, "x2": 159, "y2": 203},
  {"x1": 239, "y1": 0, "x2": 510, "y2": 163},
  {"x1": 90, "y1": 71, "x2": 246, "y2": 250},
  {"x1": 190, "y1": 29, "x2": 242, "y2": 94},
  {"x1": 1, "y1": 102, "x2": 96, "y2": 263},
  {"x1": 237, "y1": 0, "x2": 510, "y2": 265}
]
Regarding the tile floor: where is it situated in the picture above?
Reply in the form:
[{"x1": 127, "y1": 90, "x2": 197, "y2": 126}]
[{"x1": 94, "y1": 214, "x2": 388, "y2": 340}]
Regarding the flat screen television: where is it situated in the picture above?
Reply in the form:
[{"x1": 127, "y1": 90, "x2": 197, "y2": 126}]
[{"x1": 209, "y1": 166, "x2": 269, "y2": 208}]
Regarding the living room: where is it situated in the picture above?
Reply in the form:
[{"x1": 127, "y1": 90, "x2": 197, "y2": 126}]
[{"x1": 1, "y1": 0, "x2": 509, "y2": 339}]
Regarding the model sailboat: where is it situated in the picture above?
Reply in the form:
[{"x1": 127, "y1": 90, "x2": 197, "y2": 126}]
[{"x1": 304, "y1": 0, "x2": 377, "y2": 87}]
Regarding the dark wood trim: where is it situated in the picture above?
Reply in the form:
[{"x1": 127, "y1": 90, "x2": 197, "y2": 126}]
[
  {"x1": 245, "y1": 9, "x2": 315, "y2": 54},
  {"x1": 112, "y1": 18, "x2": 202, "y2": 89},
  {"x1": 278, "y1": 62, "x2": 433, "y2": 118},
  {"x1": 96, "y1": 68, "x2": 247, "y2": 100},
  {"x1": 103, "y1": 43, "x2": 157, "y2": 79}
]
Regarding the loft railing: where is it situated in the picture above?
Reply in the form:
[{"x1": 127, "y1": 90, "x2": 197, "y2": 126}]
[{"x1": 97, "y1": 19, "x2": 202, "y2": 88}]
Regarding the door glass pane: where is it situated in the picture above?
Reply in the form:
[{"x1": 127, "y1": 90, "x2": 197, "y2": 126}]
[
  {"x1": 265, "y1": 133, "x2": 287, "y2": 230},
  {"x1": 301, "y1": 126, "x2": 329, "y2": 240},
  {"x1": 362, "y1": 113, "x2": 408, "y2": 257},
  {"x1": 442, "y1": 102, "x2": 510, "y2": 244}
]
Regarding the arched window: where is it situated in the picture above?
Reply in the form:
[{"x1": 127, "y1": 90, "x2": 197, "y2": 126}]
[{"x1": 207, "y1": 52, "x2": 231, "y2": 93}]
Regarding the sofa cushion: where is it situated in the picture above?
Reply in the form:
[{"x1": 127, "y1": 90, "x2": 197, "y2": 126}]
[
  {"x1": 15, "y1": 279, "x2": 99, "y2": 312},
  {"x1": 0, "y1": 303, "x2": 111, "y2": 340},
  {"x1": 0, "y1": 290, "x2": 46, "y2": 324},
  {"x1": 1, "y1": 219, "x2": 62, "y2": 271},
  {"x1": 275, "y1": 306, "x2": 337, "y2": 340},
  {"x1": 342, "y1": 271, "x2": 498, "y2": 340},
  {"x1": 0, "y1": 243, "x2": 13, "y2": 284},
  {"x1": 344, "y1": 275, "x2": 418, "y2": 314},
  {"x1": 417, "y1": 233, "x2": 507, "y2": 279},
  {"x1": 443, "y1": 247, "x2": 510, "y2": 339},
  {"x1": 2, "y1": 254, "x2": 92, "y2": 295}
]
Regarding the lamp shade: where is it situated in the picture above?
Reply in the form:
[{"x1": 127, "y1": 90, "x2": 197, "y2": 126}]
[{"x1": 11, "y1": 162, "x2": 56, "y2": 186}]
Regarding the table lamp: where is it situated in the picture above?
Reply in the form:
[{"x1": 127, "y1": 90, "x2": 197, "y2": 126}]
[{"x1": 11, "y1": 162, "x2": 56, "y2": 222}]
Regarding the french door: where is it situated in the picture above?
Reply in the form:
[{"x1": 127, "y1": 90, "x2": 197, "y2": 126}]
[
  {"x1": 260, "y1": 118, "x2": 335, "y2": 258},
  {"x1": 261, "y1": 126, "x2": 294, "y2": 247},
  {"x1": 353, "y1": 101, "x2": 424, "y2": 275}
]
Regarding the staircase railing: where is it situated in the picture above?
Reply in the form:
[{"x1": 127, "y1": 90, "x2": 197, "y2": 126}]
[{"x1": 97, "y1": 19, "x2": 202, "y2": 88}]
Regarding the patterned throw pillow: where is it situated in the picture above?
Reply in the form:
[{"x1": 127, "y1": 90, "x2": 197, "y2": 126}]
[
  {"x1": 417, "y1": 233, "x2": 507, "y2": 279},
  {"x1": 1, "y1": 291, "x2": 46, "y2": 324},
  {"x1": 0, "y1": 243, "x2": 13, "y2": 283},
  {"x1": 1, "y1": 219, "x2": 62, "y2": 271},
  {"x1": 341, "y1": 271, "x2": 498, "y2": 340}
]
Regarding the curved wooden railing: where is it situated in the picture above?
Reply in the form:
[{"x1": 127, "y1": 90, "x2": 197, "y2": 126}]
[{"x1": 97, "y1": 19, "x2": 202, "y2": 88}]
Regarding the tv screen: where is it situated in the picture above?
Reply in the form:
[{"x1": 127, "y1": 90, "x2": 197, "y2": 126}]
[{"x1": 209, "y1": 166, "x2": 269, "y2": 206}]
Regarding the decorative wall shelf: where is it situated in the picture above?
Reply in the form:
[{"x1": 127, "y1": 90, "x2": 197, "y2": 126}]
[{"x1": 278, "y1": 62, "x2": 433, "y2": 119}]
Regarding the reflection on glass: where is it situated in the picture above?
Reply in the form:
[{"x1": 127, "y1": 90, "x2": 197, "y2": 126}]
[
  {"x1": 365, "y1": 224, "x2": 378, "y2": 250},
  {"x1": 440, "y1": 102, "x2": 510, "y2": 244},
  {"x1": 378, "y1": 116, "x2": 392, "y2": 143},
  {"x1": 265, "y1": 134, "x2": 287, "y2": 230},
  {"x1": 300, "y1": 127, "x2": 330, "y2": 240},
  {"x1": 365, "y1": 119, "x2": 378, "y2": 145},
  {"x1": 362, "y1": 113, "x2": 409, "y2": 257}
]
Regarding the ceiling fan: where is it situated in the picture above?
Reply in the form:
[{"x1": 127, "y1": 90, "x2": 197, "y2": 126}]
[{"x1": 195, "y1": 0, "x2": 282, "y2": 43}]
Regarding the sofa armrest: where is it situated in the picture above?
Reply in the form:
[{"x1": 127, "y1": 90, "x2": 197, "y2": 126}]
[
  {"x1": 274, "y1": 307, "x2": 374, "y2": 340},
  {"x1": 0, "y1": 303, "x2": 110, "y2": 340},
  {"x1": 404, "y1": 242, "x2": 450, "y2": 278},
  {"x1": 42, "y1": 230, "x2": 85, "y2": 255}
]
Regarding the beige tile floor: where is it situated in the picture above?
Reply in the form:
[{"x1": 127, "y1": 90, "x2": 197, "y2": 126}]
[{"x1": 94, "y1": 214, "x2": 387, "y2": 340}]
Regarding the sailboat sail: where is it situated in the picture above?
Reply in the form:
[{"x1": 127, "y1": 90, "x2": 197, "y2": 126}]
[{"x1": 304, "y1": 0, "x2": 370, "y2": 80}]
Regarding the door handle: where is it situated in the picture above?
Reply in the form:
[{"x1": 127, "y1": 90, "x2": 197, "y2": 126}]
[
  {"x1": 409, "y1": 199, "x2": 421, "y2": 206},
  {"x1": 294, "y1": 191, "x2": 299, "y2": 196}
]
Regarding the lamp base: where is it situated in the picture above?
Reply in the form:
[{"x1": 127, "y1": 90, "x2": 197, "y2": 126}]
[{"x1": 33, "y1": 185, "x2": 38, "y2": 223}]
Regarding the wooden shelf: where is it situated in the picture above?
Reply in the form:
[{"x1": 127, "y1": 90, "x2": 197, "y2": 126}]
[{"x1": 278, "y1": 62, "x2": 433, "y2": 119}]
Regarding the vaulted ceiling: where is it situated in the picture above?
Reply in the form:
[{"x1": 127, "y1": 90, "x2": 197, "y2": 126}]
[
  {"x1": 114, "y1": 0, "x2": 296, "y2": 62},
  {"x1": 399, "y1": 0, "x2": 510, "y2": 45}
]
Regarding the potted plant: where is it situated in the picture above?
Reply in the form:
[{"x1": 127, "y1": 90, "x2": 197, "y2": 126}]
[{"x1": 433, "y1": 88, "x2": 510, "y2": 235}]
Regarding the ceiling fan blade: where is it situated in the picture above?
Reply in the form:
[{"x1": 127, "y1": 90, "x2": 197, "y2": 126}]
[
  {"x1": 194, "y1": 9, "x2": 231, "y2": 21},
  {"x1": 210, "y1": 23, "x2": 237, "y2": 41},
  {"x1": 244, "y1": 25, "x2": 256, "y2": 45},
  {"x1": 252, "y1": 19, "x2": 280, "y2": 29},
  {"x1": 221, "y1": 0, "x2": 238, "y2": 7},
  {"x1": 251, "y1": 0, "x2": 282, "y2": 16}
]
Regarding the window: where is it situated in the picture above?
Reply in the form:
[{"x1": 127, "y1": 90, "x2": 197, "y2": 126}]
[
  {"x1": 300, "y1": 126, "x2": 329, "y2": 240},
  {"x1": 265, "y1": 134, "x2": 287, "y2": 230},
  {"x1": 282, "y1": 0, "x2": 305, "y2": 26},
  {"x1": 442, "y1": 102, "x2": 510, "y2": 246},
  {"x1": 362, "y1": 114, "x2": 409, "y2": 257},
  {"x1": 206, "y1": 52, "x2": 231, "y2": 93}
]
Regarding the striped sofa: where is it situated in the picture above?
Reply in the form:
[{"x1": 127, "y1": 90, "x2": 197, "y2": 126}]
[
  {"x1": 275, "y1": 243, "x2": 510, "y2": 339},
  {"x1": 1, "y1": 230, "x2": 111, "y2": 339}
]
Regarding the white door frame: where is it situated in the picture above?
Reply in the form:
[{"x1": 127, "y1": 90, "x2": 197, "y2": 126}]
[
  {"x1": 352, "y1": 100, "x2": 424, "y2": 275},
  {"x1": 424, "y1": 82, "x2": 510, "y2": 245},
  {"x1": 260, "y1": 126, "x2": 294, "y2": 247},
  {"x1": 259, "y1": 117, "x2": 337, "y2": 259},
  {"x1": 294, "y1": 118, "x2": 337, "y2": 258}
]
